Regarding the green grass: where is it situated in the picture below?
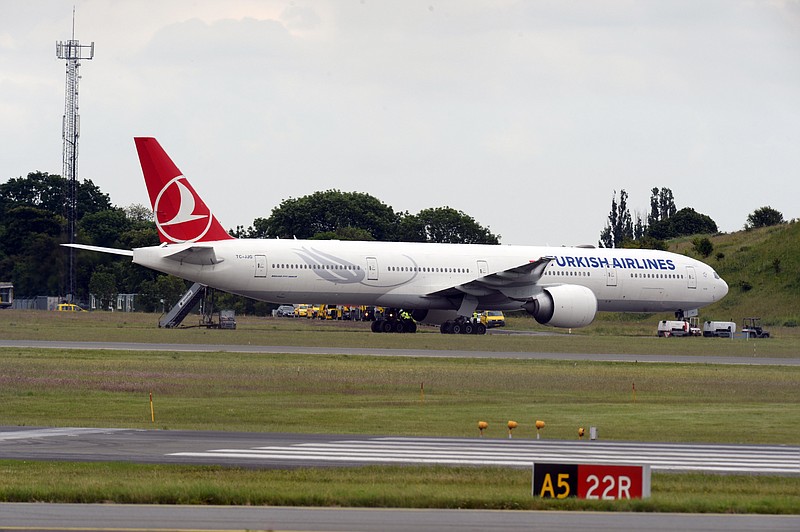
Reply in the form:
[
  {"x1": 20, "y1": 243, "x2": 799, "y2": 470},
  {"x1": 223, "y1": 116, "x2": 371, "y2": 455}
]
[
  {"x1": 671, "y1": 222, "x2": 800, "y2": 327},
  {"x1": 0, "y1": 462, "x2": 797, "y2": 513},
  {"x1": 1, "y1": 348, "x2": 797, "y2": 443}
]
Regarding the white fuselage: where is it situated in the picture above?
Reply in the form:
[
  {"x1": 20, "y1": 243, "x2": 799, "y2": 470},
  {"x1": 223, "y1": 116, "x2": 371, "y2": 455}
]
[{"x1": 132, "y1": 239, "x2": 728, "y2": 315}]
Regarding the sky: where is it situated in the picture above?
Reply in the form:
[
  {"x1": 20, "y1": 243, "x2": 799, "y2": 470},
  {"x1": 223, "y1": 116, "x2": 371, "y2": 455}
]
[{"x1": 1, "y1": 0, "x2": 798, "y2": 246}]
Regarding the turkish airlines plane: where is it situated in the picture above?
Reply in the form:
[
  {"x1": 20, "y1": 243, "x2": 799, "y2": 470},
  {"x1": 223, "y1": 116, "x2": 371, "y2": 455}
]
[{"x1": 68, "y1": 137, "x2": 729, "y2": 334}]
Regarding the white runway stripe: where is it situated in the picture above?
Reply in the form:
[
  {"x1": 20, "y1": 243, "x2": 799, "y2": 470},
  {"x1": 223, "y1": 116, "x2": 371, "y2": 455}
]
[{"x1": 169, "y1": 437, "x2": 800, "y2": 474}]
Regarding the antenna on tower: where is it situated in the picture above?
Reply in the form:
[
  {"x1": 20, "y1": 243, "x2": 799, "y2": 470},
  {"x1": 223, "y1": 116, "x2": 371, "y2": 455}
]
[{"x1": 56, "y1": 8, "x2": 94, "y2": 303}]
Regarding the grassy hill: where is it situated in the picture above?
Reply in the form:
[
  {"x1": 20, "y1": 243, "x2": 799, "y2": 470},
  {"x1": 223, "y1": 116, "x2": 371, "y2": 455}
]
[{"x1": 668, "y1": 221, "x2": 799, "y2": 328}]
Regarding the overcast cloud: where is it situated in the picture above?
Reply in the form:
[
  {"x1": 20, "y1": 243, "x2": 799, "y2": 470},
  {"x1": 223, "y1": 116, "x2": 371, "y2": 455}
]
[{"x1": 1, "y1": 0, "x2": 798, "y2": 245}]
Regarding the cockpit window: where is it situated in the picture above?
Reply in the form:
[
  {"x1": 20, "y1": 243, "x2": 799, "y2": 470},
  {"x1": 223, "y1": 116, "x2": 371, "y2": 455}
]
[{"x1": 713, "y1": 271, "x2": 720, "y2": 279}]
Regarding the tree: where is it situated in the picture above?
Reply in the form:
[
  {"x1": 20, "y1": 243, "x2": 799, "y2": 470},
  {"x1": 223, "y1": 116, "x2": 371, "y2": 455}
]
[
  {"x1": 310, "y1": 226, "x2": 376, "y2": 241},
  {"x1": 0, "y1": 206, "x2": 64, "y2": 296},
  {"x1": 79, "y1": 209, "x2": 131, "y2": 248},
  {"x1": 89, "y1": 270, "x2": 117, "y2": 310},
  {"x1": 599, "y1": 190, "x2": 633, "y2": 248},
  {"x1": 400, "y1": 207, "x2": 500, "y2": 244},
  {"x1": 246, "y1": 190, "x2": 500, "y2": 244},
  {"x1": 692, "y1": 237, "x2": 714, "y2": 258},
  {"x1": 0, "y1": 172, "x2": 112, "y2": 222},
  {"x1": 646, "y1": 187, "x2": 677, "y2": 227},
  {"x1": 745, "y1": 206, "x2": 784, "y2": 229},
  {"x1": 136, "y1": 275, "x2": 187, "y2": 312},
  {"x1": 658, "y1": 188, "x2": 676, "y2": 221},
  {"x1": 648, "y1": 207, "x2": 718, "y2": 240},
  {"x1": 250, "y1": 190, "x2": 400, "y2": 240},
  {"x1": 124, "y1": 203, "x2": 154, "y2": 223}
]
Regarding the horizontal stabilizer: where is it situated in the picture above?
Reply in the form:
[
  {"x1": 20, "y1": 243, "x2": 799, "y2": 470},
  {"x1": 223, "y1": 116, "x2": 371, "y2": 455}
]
[
  {"x1": 164, "y1": 246, "x2": 223, "y2": 265},
  {"x1": 62, "y1": 243, "x2": 134, "y2": 257}
]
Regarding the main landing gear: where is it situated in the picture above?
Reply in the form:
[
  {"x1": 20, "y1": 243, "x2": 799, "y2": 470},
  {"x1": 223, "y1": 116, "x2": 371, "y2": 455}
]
[
  {"x1": 440, "y1": 316, "x2": 487, "y2": 335},
  {"x1": 370, "y1": 308, "x2": 417, "y2": 333}
]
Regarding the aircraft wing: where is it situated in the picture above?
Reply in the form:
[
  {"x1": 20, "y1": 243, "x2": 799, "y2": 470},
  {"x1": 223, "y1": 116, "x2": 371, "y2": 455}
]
[
  {"x1": 426, "y1": 256, "x2": 554, "y2": 302},
  {"x1": 163, "y1": 245, "x2": 224, "y2": 265}
]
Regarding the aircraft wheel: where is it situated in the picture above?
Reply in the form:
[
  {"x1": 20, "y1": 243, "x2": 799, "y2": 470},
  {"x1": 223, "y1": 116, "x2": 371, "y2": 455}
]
[
  {"x1": 476, "y1": 323, "x2": 487, "y2": 335},
  {"x1": 394, "y1": 321, "x2": 405, "y2": 333},
  {"x1": 440, "y1": 321, "x2": 453, "y2": 334},
  {"x1": 382, "y1": 320, "x2": 395, "y2": 333},
  {"x1": 451, "y1": 322, "x2": 462, "y2": 335},
  {"x1": 371, "y1": 320, "x2": 383, "y2": 333},
  {"x1": 464, "y1": 323, "x2": 474, "y2": 335}
]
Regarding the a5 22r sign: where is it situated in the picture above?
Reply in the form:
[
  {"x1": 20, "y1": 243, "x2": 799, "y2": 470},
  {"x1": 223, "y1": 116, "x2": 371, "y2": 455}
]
[{"x1": 532, "y1": 463, "x2": 651, "y2": 499}]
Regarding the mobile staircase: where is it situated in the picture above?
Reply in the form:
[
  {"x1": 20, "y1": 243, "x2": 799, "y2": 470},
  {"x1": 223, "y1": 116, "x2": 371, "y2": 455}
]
[{"x1": 159, "y1": 282, "x2": 206, "y2": 328}]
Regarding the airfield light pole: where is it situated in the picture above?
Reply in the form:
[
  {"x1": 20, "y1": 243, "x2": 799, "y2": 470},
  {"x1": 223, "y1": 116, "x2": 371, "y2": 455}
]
[{"x1": 56, "y1": 9, "x2": 94, "y2": 302}]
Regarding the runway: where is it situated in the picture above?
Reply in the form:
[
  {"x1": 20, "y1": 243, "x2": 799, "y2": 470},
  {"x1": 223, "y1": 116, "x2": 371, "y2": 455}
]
[
  {"x1": 1, "y1": 426, "x2": 797, "y2": 475},
  {"x1": 1, "y1": 338, "x2": 796, "y2": 365},
  {"x1": 3, "y1": 503, "x2": 800, "y2": 532}
]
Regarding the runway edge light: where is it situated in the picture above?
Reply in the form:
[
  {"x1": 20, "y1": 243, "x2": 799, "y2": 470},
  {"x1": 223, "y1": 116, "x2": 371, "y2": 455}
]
[{"x1": 507, "y1": 420, "x2": 518, "y2": 439}]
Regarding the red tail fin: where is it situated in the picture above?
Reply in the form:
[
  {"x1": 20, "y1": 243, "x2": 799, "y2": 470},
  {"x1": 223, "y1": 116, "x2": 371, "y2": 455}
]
[{"x1": 135, "y1": 137, "x2": 234, "y2": 244}]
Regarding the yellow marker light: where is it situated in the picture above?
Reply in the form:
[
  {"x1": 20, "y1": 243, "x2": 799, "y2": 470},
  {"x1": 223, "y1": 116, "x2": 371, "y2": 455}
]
[
  {"x1": 535, "y1": 419, "x2": 545, "y2": 439},
  {"x1": 478, "y1": 421, "x2": 488, "y2": 437},
  {"x1": 507, "y1": 420, "x2": 518, "y2": 439},
  {"x1": 578, "y1": 427, "x2": 585, "y2": 439}
]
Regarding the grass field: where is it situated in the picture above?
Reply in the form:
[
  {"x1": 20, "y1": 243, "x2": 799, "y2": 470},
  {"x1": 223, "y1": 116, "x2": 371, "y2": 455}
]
[
  {"x1": 0, "y1": 310, "x2": 798, "y2": 513},
  {"x1": 2, "y1": 310, "x2": 799, "y2": 357}
]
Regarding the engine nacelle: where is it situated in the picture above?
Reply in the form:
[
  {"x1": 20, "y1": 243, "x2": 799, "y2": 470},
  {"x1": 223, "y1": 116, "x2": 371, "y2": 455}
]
[
  {"x1": 410, "y1": 309, "x2": 460, "y2": 326},
  {"x1": 524, "y1": 284, "x2": 597, "y2": 328}
]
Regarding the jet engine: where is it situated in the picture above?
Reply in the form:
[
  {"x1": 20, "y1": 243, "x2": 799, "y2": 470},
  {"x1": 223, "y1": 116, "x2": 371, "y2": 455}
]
[{"x1": 523, "y1": 284, "x2": 597, "y2": 328}]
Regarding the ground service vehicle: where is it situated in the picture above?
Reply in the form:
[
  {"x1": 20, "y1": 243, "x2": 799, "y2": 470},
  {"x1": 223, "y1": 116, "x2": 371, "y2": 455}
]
[
  {"x1": 56, "y1": 303, "x2": 86, "y2": 312},
  {"x1": 324, "y1": 305, "x2": 343, "y2": 320},
  {"x1": 0, "y1": 282, "x2": 13, "y2": 309},
  {"x1": 742, "y1": 317, "x2": 770, "y2": 338},
  {"x1": 218, "y1": 309, "x2": 236, "y2": 329},
  {"x1": 274, "y1": 305, "x2": 295, "y2": 317},
  {"x1": 480, "y1": 310, "x2": 506, "y2": 328},
  {"x1": 294, "y1": 304, "x2": 309, "y2": 318},
  {"x1": 657, "y1": 317, "x2": 700, "y2": 337},
  {"x1": 702, "y1": 320, "x2": 736, "y2": 337}
]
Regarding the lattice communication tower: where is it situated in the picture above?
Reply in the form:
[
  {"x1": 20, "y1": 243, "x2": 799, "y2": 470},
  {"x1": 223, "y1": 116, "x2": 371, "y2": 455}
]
[{"x1": 56, "y1": 12, "x2": 94, "y2": 301}]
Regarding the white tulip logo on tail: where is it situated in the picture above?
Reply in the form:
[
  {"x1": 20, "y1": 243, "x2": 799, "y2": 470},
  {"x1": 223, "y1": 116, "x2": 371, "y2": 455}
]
[{"x1": 153, "y1": 176, "x2": 213, "y2": 243}]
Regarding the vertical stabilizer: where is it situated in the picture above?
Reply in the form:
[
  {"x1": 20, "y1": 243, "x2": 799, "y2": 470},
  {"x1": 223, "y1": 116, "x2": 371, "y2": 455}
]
[{"x1": 134, "y1": 137, "x2": 234, "y2": 244}]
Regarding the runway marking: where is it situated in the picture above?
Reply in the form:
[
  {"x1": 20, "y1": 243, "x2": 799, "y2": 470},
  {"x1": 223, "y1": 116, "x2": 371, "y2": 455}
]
[
  {"x1": 170, "y1": 437, "x2": 800, "y2": 475},
  {"x1": 0, "y1": 428, "x2": 128, "y2": 441}
]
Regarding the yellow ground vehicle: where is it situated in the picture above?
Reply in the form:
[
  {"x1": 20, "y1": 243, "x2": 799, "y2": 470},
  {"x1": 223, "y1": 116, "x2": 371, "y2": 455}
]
[
  {"x1": 324, "y1": 305, "x2": 343, "y2": 320},
  {"x1": 479, "y1": 310, "x2": 505, "y2": 328},
  {"x1": 56, "y1": 303, "x2": 86, "y2": 312},
  {"x1": 294, "y1": 304, "x2": 310, "y2": 318}
]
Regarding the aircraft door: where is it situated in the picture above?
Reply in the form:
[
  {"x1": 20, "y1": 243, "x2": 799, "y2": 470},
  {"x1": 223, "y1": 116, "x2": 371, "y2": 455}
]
[
  {"x1": 606, "y1": 267, "x2": 617, "y2": 287},
  {"x1": 477, "y1": 260, "x2": 489, "y2": 275},
  {"x1": 366, "y1": 257, "x2": 379, "y2": 281},
  {"x1": 255, "y1": 255, "x2": 267, "y2": 278},
  {"x1": 686, "y1": 266, "x2": 697, "y2": 289}
]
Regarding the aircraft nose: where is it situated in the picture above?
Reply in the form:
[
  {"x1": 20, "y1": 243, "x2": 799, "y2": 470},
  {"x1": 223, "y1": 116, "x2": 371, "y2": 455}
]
[{"x1": 719, "y1": 276, "x2": 729, "y2": 298}]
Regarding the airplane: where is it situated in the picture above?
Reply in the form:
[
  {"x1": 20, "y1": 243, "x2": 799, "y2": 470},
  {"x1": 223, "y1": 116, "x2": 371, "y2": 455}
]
[{"x1": 66, "y1": 137, "x2": 729, "y2": 335}]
